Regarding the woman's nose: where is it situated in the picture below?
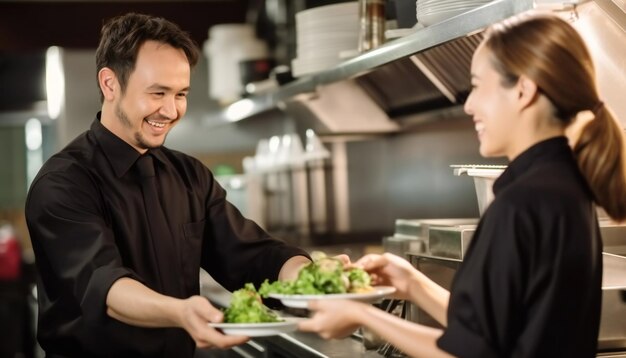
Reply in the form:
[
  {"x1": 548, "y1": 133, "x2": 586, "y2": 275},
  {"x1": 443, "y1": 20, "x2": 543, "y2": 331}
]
[{"x1": 464, "y1": 94, "x2": 474, "y2": 116}]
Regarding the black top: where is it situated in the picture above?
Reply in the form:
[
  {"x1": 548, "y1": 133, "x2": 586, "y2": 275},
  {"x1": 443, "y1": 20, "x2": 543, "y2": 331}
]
[
  {"x1": 438, "y1": 137, "x2": 602, "y2": 357},
  {"x1": 25, "y1": 114, "x2": 309, "y2": 357}
]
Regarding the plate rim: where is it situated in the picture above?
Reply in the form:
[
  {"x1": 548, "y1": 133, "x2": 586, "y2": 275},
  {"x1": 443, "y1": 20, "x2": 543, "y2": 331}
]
[
  {"x1": 208, "y1": 316, "x2": 304, "y2": 329},
  {"x1": 267, "y1": 285, "x2": 396, "y2": 300}
]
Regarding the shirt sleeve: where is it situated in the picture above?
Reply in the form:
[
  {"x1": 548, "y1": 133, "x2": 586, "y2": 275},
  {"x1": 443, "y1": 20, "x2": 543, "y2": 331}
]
[
  {"x1": 199, "y1": 168, "x2": 310, "y2": 292},
  {"x1": 26, "y1": 165, "x2": 141, "y2": 325},
  {"x1": 437, "y1": 199, "x2": 530, "y2": 357}
]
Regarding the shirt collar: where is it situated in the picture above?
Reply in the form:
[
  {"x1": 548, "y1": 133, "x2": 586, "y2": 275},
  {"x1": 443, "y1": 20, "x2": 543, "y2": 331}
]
[
  {"x1": 91, "y1": 112, "x2": 168, "y2": 178},
  {"x1": 493, "y1": 136, "x2": 572, "y2": 195}
]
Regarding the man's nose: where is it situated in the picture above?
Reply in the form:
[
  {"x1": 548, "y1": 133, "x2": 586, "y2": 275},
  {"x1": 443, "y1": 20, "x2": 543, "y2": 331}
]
[{"x1": 160, "y1": 96, "x2": 177, "y2": 119}]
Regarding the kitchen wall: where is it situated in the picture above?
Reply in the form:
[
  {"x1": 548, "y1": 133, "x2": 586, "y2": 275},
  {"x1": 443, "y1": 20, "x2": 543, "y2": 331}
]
[
  {"x1": 344, "y1": 115, "x2": 496, "y2": 234},
  {"x1": 0, "y1": 126, "x2": 27, "y2": 210},
  {"x1": 58, "y1": 50, "x2": 100, "y2": 146},
  {"x1": 0, "y1": 125, "x2": 30, "y2": 249}
]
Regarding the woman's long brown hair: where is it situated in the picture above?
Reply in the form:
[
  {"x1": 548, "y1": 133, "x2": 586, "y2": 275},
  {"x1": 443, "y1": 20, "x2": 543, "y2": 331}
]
[{"x1": 483, "y1": 13, "x2": 626, "y2": 221}]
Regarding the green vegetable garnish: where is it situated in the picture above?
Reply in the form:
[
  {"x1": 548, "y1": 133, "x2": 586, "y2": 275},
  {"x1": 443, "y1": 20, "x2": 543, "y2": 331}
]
[
  {"x1": 223, "y1": 283, "x2": 282, "y2": 323},
  {"x1": 346, "y1": 267, "x2": 372, "y2": 293},
  {"x1": 258, "y1": 257, "x2": 373, "y2": 297}
]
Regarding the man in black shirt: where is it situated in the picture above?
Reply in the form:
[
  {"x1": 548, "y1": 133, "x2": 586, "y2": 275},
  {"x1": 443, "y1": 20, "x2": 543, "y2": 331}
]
[{"x1": 25, "y1": 13, "x2": 311, "y2": 357}]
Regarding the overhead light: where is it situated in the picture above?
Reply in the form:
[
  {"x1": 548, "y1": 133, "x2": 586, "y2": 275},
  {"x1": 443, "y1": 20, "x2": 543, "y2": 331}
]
[
  {"x1": 25, "y1": 117, "x2": 43, "y2": 190},
  {"x1": 224, "y1": 98, "x2": 254, "y2": 122},
  {"x1": 25, "y1": 117, "x2": 42, "y2": 151},
  {"x1": 46, "y1": 46, "x2": 65, "y2": 120}
]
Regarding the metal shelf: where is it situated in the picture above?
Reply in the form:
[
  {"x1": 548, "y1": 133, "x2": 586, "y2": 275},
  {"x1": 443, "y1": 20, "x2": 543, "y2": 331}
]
[{"x1": 220, "y1": 0, "x2": 534, "y2": 123}]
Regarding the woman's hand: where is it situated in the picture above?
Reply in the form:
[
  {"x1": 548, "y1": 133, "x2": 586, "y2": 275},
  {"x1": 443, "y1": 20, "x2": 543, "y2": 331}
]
[
  {"x1": 333, "y1": 253, "x2": 352, "y2": 266},
  {"x1": 358, "y1": 253, "x2": 450, "y2": 325},
  {"x1": 177, "y1": 295, "x2": 249, "y2": 349},
  {"x1": 300, "y1": 296, "x2": 452, "y2": 358},
  {"x1": 298, "y1": 299, "x2": 364, "y2": 339},
  {"x1": 356, "y1": 253, "x2": 419, "y2": 300}
]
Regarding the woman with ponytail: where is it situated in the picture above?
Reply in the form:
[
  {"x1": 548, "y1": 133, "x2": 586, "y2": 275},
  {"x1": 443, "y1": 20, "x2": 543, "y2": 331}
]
[{"x1": 299, "y1": 13, "x2": 626, "y2": 358}]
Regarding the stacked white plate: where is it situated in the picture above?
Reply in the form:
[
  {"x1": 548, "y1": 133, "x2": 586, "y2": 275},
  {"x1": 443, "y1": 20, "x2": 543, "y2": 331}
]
[
  {"x1": 416, "y1": 0, "x2": 493, "y2": 27},
  {"x1": 292, "y1": 2, "x2": 359, "y2": 77}
]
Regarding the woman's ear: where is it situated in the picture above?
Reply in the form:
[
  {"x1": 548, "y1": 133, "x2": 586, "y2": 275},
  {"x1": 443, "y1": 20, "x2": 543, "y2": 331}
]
[
  {"x1": 516, "y1": 75, "x2": 539, "y2": 110},
  {"x1": 98, "y1": 67, "x2": 117, "y2": 102}
]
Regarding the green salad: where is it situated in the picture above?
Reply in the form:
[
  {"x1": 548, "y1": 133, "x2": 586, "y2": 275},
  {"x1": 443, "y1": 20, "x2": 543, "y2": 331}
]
[
  {"x1": 223, "y1": 283, "x2": 282, "y2": 323},
  {"x1": 259, "y1": 257, "x2": 373, "y2": 296}
]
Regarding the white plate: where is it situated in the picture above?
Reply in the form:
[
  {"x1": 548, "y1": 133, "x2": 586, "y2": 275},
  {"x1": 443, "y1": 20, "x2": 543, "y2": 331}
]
[
  {"x1": 296, "y1": 2, "x2": 358, "y2": 22},
  {"x1": 209, "y1": 317, "x2": 303, "y2": 337},
  {"x1": 268, "y1": 286, "x2": 396, "y2": 309}
]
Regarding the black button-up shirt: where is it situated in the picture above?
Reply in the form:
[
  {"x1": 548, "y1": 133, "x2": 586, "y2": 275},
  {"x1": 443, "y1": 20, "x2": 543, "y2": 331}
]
[
  {"x1": 438, "y1": 137, "x2": 602, "y2": 357},
  {"x1": 25, "y1": 114, "x2": 309, "y2": 357}
]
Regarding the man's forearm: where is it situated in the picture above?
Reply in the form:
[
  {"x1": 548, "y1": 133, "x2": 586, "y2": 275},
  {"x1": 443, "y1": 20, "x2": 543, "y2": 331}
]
[
  {"x1": 106, "y1": 277, "x2": 183, "y2": 327},
  {"x1": 278, "y1": 255, "x2": 311, "y2": 281}
]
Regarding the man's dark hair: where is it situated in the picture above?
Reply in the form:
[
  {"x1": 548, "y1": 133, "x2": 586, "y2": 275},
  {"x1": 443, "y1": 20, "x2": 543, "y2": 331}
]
[{"x1": 95, "y1": 13, "x2": 199, "y2": 101}]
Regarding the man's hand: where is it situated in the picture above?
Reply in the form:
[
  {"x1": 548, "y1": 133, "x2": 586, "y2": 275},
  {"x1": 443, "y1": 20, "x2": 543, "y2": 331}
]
[
  {"x1": 106, "y1": 278, "x2": 249, "y2": 349},
  {"x1": 177, "y1": 296, "x2": 249, "y2": 349}
]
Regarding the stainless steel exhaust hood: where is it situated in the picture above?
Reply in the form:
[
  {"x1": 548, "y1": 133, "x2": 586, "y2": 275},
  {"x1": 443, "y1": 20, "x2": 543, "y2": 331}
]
[
  {"x1": 282, "y1": 31, "x2": 483, "y2": 134},
  {"x1": 355, "y1": 32, "x2": 483, "y2": 118}
]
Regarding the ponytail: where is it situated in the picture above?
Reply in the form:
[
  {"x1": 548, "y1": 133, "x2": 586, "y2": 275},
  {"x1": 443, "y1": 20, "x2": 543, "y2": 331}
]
[{"x1": 574, "y1": 105, "x2": 626, "y2": 222}]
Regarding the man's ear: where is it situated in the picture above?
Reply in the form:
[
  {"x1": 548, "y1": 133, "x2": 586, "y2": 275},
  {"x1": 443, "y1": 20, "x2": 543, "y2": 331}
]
[
  {"x1": 98, "y1": 68, "x2": 117, "y2": 101},
  {"x1": 516, "y1": 75, "x2": 539, "y2": 110}
]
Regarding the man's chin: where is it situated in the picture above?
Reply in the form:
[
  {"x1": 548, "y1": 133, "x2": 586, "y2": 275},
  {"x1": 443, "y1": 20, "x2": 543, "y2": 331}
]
[
  {"x1": 143, "y1": 140, "x2": 165, "y2": 150},
  {"x1": 136, "y1": 134, "x2": 166, "y2": 150},
  {"x1": 144, "y1": 144, "x2": 163, "y2": 150}
]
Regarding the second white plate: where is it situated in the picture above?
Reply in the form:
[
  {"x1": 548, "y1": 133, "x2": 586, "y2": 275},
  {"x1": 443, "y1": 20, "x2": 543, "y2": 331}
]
[
  {"x1": 268, "y1": 286, "x2": 397, "y2": 309},
  {"x1": 209, "y1": 317, "x2": 303, "y2": 337}
]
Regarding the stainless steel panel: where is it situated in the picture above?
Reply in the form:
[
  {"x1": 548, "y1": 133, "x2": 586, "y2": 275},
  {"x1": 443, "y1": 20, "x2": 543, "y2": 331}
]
[
  {"x1": 424, "y1": 221, "x2": 626, "y2": 261},
  {"x1": 407, "y1": 254, "x2": 461, "y2": 327},
  {"x1": 600, "y1": 220, "x2": 626, "y2": 256},
  {"x1": 597, "y1": 353, "x2": 626, "y2": 358},
  {"x1": 395, "y1": 218, "x2": 478, "y2": 238},
  {"x1": 385, "y1": 218, "x2": 479, "y2": 257},
  {"x1": 383, "y1": 235, "x2": 425, "y2": 258},
  {"x1": 599, "y1": 253, "x2": 626, "y2": 351},
  {"x1": 341, "y1": 118, "x2": 491, "y2": 234},
  {"x1": 427, "y1": 225, "x2": 477, "y2": 259}
]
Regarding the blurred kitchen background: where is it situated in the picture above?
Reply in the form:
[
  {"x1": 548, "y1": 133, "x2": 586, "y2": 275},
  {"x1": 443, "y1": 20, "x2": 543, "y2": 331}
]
[
  {"x1": 2, "y1": 0, "x2": 626, "y2": 357},
  {"x1": 0, "y1": 0, "x2": 501, "y2": 257}
]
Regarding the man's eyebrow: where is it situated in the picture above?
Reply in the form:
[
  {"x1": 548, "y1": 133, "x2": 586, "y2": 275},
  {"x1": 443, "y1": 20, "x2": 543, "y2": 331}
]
[{"x1": 147, "y1": 84, "x2": 190, "y2": 92}]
